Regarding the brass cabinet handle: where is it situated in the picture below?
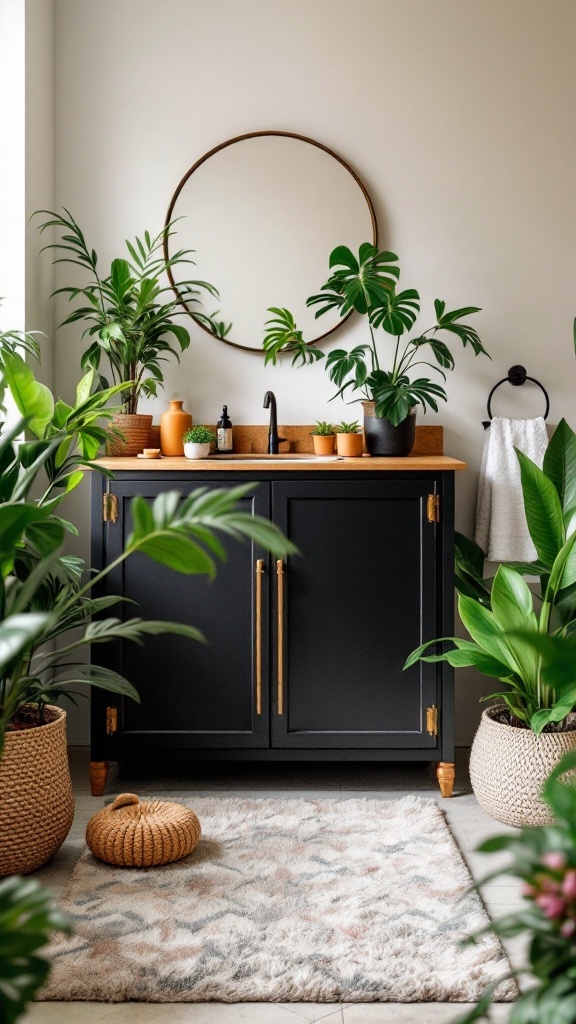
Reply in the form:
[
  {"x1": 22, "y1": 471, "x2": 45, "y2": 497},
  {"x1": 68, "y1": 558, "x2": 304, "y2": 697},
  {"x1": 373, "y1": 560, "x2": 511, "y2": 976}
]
[
  {"x1": 255, "y1": 559, "x2": 264, "y2": 715},
  {"x1": 276, "y1": 559, "x2": 285, "y2": 715}
]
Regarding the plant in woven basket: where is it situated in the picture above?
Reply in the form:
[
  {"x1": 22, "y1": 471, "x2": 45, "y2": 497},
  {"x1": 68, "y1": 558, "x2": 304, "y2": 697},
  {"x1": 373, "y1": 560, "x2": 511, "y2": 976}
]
[
  {"x1": 262, "y1": 243, "x2": 489, "y2": 426},
  {"x1": 455, "y1": 751, "x2": 576, "y2": 1024},
  {"x1": 34, "y1": 208, "x2": 223, "y2": 414},
  {"x1": 406, "y1": 419, "x2": 576, "y2": 736},
  {"x1": 0, "y1": 875, "x2": 71, "y2": 1024}
]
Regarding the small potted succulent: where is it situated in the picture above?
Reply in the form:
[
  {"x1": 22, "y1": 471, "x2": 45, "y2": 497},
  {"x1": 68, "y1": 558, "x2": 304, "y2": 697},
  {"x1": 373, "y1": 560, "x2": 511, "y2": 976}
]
[
  {"x1": 335, "y1": 421, "x2": 363, "y2": 458},
  {"x1": 183, "y1": 424, "x2": 215, "y2": 460},
  {"x1": 310, "y1": 421, "x2": 335, "y2": 455}
]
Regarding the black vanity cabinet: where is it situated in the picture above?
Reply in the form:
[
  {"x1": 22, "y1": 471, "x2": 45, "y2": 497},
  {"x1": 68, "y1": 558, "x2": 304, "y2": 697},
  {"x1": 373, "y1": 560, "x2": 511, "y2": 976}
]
[{"x1": 90, "y1": 466, "x2": 457, "y2": 797}]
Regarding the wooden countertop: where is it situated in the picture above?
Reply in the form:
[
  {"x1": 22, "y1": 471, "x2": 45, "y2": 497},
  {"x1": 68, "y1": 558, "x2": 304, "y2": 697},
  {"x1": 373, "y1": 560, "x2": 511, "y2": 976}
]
[{"x1": 94, "y1": 455, "x2": 467, "y2": 471}]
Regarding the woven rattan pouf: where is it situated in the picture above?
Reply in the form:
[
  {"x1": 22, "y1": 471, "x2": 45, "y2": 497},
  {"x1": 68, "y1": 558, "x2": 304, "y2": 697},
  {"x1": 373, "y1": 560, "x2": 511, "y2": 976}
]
[{"x1": 86, "y1": 793, "x2": 201, "y2": 867}]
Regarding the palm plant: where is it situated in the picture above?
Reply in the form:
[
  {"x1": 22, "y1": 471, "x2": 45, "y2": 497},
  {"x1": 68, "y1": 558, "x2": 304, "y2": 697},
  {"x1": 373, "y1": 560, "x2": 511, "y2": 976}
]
[
  {"x1": 263, "y1": 243, "x2": 489, "y2": 425},
  {"x1": 405, "y1": 419, "x2": 576, "y2": 735},
  {"x1": 0, "y1": 350, "x2": 294, "y2": 755},
  {"x1": 34, "y1": 209, "x2": 223, "y2": 414}
]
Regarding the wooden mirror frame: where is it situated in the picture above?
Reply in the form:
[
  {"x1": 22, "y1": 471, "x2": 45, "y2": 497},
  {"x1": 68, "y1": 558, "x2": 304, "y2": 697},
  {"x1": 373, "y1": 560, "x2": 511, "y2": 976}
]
[{"x1": 164, "y1": 130, "x2": 378, "y2": 354}]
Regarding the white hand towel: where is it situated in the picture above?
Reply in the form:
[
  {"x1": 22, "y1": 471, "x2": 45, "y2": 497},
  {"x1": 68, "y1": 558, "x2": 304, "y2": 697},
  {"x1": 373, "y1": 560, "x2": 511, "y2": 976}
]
[{"x1": 475, "y1": 416, "x2": 549, "y2": 563}]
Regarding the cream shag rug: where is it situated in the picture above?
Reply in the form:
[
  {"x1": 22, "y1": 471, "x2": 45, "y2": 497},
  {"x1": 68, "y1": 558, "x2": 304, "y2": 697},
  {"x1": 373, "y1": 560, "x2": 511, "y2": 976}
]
[{"x1": 41, "y1": 796, "x2": 516, "y2": 1003}]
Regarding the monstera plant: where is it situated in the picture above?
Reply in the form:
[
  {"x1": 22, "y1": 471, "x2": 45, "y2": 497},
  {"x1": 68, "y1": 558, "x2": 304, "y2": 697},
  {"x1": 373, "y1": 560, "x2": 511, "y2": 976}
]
[{"x1": 263, "y1": 244, "x2": 489, "y2": 455}]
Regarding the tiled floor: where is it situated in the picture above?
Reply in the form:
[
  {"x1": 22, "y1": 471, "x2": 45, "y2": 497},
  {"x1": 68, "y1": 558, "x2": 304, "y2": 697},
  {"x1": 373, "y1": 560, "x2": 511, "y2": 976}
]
[{"x1": 23, "y1": 749, "x2": 523, "y2": 1024}]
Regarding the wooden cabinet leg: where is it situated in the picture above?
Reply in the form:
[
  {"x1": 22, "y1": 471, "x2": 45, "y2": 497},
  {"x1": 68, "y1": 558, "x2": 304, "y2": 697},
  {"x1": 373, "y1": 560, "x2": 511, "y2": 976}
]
[
  {"x1": 437, "y1": 762, "x2": 455, "y2": 798},
  {"x1": 89, "y1": 761, "x2": 109, "y2": 797}
]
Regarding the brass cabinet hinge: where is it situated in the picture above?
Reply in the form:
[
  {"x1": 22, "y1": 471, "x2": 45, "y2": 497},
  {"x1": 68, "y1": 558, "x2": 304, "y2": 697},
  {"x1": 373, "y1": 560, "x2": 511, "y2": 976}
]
[
  {"x1": 426, "y1": 705, "x2": 438, "y2": 736},
  {"x1": 426, "y1": 494, "x2": 440, "y2": 524},
  {"x1": 106, "y1": 706, "x2": 118, "y2": 735},
  {"x1": 102, "y1": 492, "x2": 118, "y2": 523}
]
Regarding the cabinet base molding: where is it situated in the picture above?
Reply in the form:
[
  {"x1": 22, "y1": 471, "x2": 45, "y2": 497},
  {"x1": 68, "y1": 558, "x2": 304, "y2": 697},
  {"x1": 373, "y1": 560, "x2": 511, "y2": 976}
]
[
  {"x1": 89, "y1": 761, "x2": 109, "y2": 797},
  {"x1": 436, "y1": 761, "x2": 455, "y2": 798}
]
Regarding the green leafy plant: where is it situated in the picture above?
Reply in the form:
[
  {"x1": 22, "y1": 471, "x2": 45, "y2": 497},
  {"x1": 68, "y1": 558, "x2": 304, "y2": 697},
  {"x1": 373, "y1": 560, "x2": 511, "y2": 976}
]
[
  {"x1": 455, "y1": 751, "x2": 576, "y2": 1024},
  {"x1": 336, "y1": 420, "x2": 360, "y2": 434},
  {"x1": 182, "y1": 425, "x2": 215, "y2": 444},
  {"x1": 310, "y1": 421, "x2": 334, "y2": 436},
  {"x1": 0, "y1": 875, "x2": 71, "y2": 1024},
  {"x1": 262, "y1": 243, "x2": 489, "y2": 425},
  {"x1": 34, "y1": 208, "x2": 223, "y2": 414},
  {"x1": 0, "y1": 341, "x2": 295, "y2": 755},
  {"x1": 263, "y1": 307, "x2": 323, "y2": 367},
  {"x1": 405, "y1": 419, "x2": 576, "y2": 735}
]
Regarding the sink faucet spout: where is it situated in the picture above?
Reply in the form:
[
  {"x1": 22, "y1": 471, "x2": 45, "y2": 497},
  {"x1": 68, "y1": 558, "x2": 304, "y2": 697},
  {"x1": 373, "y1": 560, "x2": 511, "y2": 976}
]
[{"x1": 263, "y1": 391, "x2": 286, "y2": 455}]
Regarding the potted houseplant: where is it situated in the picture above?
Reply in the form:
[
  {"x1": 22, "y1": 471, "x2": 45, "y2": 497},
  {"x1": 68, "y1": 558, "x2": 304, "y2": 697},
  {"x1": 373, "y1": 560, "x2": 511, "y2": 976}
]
[
  {"x1": 335, "y1": 420, "x2": 363, "y2": 458},
  {"x1": 262, "y1": 244, "x2": 489, "y2": 456},
  {"x1": 310, "y1": 421, "x2": 336, "y2": 455},
  {"x1": 35, "y1": 208, "x2": 221, "y2": 454},
  {"x1": 405, "y1": 419, "x2": 576, "y2": 826},
  {"x1": 183, "y1": 424, "x2": 214, "y2": 459},
  {"x1": 0, "y1": 338, "x2": 293, "y2": 875},
  {"x1": 456, "y1": 751, "x2": 576, "y2": 1024}
]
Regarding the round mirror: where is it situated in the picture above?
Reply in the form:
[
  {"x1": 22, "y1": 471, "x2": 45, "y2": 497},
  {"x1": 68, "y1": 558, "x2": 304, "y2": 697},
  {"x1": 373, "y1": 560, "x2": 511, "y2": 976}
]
[{"x1": 164, "y1": 131, "x2": 378, "y2": 353}]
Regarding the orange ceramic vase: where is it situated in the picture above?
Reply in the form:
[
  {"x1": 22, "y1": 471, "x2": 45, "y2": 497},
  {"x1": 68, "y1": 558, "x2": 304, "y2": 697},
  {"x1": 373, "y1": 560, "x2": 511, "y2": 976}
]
[{"x1": 160, "y1": 400, "x2": 192, "y2": 456}]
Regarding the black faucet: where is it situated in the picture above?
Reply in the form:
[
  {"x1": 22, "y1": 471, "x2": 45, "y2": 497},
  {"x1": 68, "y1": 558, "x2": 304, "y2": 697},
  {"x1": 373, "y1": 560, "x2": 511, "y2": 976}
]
[{"x1": 263, "y1": 391, "x2": 286, "y2": 454}]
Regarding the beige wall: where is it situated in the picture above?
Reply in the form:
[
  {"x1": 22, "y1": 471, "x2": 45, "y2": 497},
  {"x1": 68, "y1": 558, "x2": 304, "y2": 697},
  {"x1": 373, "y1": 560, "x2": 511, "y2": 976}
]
[{"x1": 32, "y1": 0, "x2": 576, "y2": 742}]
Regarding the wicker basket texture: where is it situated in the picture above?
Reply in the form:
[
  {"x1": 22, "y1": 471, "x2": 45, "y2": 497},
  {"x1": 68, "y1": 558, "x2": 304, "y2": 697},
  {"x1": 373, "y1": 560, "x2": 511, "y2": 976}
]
[
  {"x1": 470, "y1": 706, "x2": 576, "y2": 827},
  {"x1": 106, "y1": 413, "x2": 152, "y2": 456},
  {"x1": 86, "y1": 793, "x2": 201, "y2": 867},
  {"x1": 0, "y1": 706, "x2": 74, "y2": 877}
]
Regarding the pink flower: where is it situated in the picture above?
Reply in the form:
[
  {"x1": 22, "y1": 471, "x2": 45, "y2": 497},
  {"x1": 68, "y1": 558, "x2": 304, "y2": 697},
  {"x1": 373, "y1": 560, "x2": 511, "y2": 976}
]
[
  {"x1": 535, "y1": 893, "x2": 566, "y2": 919},
  {"x1": 561, "y1": 920, "x2": 576, "y2": 938},
  {"x1": 521, "y1": 882, "x2": 536, "y2": 898},
  {"x1": 542, "y1": 852, "x2": 567, "y2": 870},
  {"x1": 562, "y1": 870, "x2": 576, "y2": 900}
]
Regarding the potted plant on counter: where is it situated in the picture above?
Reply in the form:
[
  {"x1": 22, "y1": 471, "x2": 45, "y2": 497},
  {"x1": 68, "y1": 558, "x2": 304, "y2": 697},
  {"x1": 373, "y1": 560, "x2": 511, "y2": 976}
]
[
  {"x1": 183, "y1": 424, "x2": 214, "y2": 460},
  {"x1": 35, "y1": 208, "x2": 221, "y2": 455},
  {"x1": 405, "y1": 419, "x2": 576, "y2": 827},
  {"x1": 262, "y1": 244, "x2": 489, "y2": 456},
  {"x1": 335, "y1": 420, "x2": 363, "y2": 458},
  {"x1": 310, "y1": 421, "x2": 335, "y2": 455}
]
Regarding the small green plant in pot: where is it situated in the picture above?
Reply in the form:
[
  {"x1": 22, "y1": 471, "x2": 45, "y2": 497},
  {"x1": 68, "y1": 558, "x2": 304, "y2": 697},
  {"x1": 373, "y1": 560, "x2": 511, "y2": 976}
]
[
  {"x1": 405, "y1": 418, "x2": 576, "y2": 826},
  {"x1": 183, "y1": 424, "x2": 215, "y2": 460},
  {"x1": 35, "y1": 208, "x2": 222, "y2": 454},
  {"x1": 263, "y1": 244, "x2": 489, "y2": 456},
  {"x1": 310, "y1": 421, "x2": 335, "y2": 455},
  {"x1": 336, "y1": 420, "x2": 363, "y2": 458}
]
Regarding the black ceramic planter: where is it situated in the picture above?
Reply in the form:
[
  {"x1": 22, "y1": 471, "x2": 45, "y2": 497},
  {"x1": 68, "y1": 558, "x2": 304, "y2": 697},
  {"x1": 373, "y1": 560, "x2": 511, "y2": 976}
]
[{"x1": 362, "y1": 403, "x2": 416, "y2": 457}]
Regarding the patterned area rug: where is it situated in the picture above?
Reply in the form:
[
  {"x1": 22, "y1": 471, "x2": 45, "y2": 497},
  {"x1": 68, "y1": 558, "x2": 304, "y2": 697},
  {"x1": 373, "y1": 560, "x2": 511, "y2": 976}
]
[{"x1": 41, "y1": 796, "x2": 516, "y2": 1003}]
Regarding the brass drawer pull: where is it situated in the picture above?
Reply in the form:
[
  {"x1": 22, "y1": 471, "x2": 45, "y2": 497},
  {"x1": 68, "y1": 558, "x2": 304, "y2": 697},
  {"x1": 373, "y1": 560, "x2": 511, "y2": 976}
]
[
  {"x1": 255, "y1": 559, "x2": 264, "y2": 715},
  {"x1": 276, "y1": 559, "x2": 285, "y2": 715}
]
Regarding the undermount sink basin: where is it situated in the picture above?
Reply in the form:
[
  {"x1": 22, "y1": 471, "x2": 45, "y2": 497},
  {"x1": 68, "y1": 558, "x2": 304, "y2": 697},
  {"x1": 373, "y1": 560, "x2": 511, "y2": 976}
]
[{"x1": 209, "y1": 453, "x2": 343, "y2": 463}]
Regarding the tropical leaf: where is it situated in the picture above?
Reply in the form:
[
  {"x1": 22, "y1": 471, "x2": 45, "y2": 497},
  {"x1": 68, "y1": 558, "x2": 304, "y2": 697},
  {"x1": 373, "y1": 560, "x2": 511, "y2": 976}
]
[
  {"x1": 307, "y1": 244, "x2": 399, "y2": 318},
  {"x1": 516, "y1": 449, "x2": 565, "y2": 568},
  {"x1": 543, "y1": 418, "x2": 576, "y2": 530},
  {"x1": 1, "y1": 351, "x2": 54, "y2": 438}
]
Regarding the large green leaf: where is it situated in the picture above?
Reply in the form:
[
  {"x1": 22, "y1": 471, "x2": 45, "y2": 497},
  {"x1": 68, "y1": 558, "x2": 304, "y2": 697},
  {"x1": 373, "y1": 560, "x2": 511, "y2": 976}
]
[
  {"x1": 490, "y1": 566, "x2": 539, "y2": 683},
  {"x1": 0, "y1": 613, "x2": 50, "y2": 673},
  {"x1": 543, "y1": 418, "x2": 576, "y2": 530},
  {"x1": 2, "y1": 351, "x2": 54, "y2": 438},
  {"x1": 516, "y1": 449, "x2": 565, "y2": 568},
  {"x1": 457, "y1": 593, "x2": 520, "y2": 673},
  {"x1": 0, "y1": 876, "x2": 71, "y2": 1024}
]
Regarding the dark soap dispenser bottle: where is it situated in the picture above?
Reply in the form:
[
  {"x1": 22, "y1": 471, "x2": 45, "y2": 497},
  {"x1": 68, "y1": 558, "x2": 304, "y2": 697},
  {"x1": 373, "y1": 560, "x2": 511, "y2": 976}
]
[{"x1": 216, "y1": 405, "x2": 233, "y2": 453}]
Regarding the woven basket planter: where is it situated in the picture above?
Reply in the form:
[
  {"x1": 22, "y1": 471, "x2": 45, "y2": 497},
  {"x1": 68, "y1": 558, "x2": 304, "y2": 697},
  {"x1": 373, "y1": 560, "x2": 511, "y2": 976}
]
[
  {"x1": 0, "y1": 706, "x2": 74, "y2": 876},
  {"x1": 470, "y1": 706, "x2": 576, "y2": 827},
  {"x1": 86, "y1": 793, "x2": 201, "y2": 866},
  {"x1": 106, "y1": 413, "x2": 152, "y2": 456}
]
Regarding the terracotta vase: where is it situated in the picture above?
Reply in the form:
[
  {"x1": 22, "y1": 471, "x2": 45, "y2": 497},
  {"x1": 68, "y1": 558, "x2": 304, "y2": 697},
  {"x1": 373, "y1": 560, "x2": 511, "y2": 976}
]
[
  {"x1": 336, "y1": 432, "x2": 363, "y2": 457},
  {"x1": 0, "y1": 706, "x2": 74, "y2": 876},
  {"x1": 106, "y1": 413, "x2": 152, "y2": 456},
  {"x1": 160, "y1": 400, "x2": 193, "y2": 456},
  {"x1": 311, "y1": 434, "x2": 335, "y2": 455}
]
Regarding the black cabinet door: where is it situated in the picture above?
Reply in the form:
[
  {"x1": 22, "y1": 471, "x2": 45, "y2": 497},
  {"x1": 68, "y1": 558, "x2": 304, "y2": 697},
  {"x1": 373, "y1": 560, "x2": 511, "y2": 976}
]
[
  {"x1": 97, "y1": 479, "x2": 270, "y2": 751},
  {"x1": 271, "y1": 480, "x2": 438, "y2": 749}
]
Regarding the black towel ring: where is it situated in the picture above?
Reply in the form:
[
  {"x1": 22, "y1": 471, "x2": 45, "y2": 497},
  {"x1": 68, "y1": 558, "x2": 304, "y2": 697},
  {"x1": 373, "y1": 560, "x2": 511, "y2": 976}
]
[{"x1": 482, "y1": 365, "x2": 550, "y2": 429}]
